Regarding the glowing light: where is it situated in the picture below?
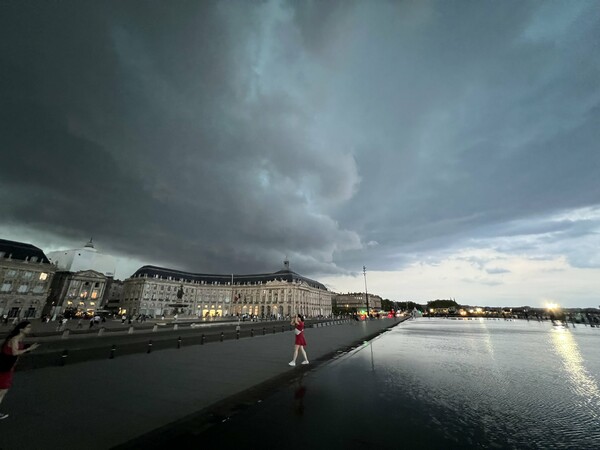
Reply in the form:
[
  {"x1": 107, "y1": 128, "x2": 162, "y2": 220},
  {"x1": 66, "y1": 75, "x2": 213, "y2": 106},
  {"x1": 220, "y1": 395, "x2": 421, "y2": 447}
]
[{"x1": 546, "y1": 302, "x2": 559, "y2": 310}]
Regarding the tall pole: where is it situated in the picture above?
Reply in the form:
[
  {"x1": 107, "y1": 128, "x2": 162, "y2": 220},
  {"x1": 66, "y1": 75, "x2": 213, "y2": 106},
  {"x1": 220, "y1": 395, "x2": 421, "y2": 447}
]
[
  {"x1": 363, "y1": 266, "x2": 370, "y2": 319},
  {"x1": 231, "y1": 273, "x2": 234, "y2": 316}
]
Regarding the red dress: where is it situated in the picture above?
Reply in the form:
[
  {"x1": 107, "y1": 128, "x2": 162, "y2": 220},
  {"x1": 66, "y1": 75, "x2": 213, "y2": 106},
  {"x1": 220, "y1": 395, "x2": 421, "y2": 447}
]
[
  {"x1": 0, "y1": 341, "x2": 21, "y2": 389},
  {"x1": 295, "y1": 322, "x2": 307, "y2": 346}
]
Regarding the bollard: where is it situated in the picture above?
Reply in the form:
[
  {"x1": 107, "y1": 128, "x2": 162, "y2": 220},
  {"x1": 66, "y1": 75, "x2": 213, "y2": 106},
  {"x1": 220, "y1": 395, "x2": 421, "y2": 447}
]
[
  {"x1": 177, "y1": 337, "x2": 182, "y2": 348},
  {"x1": 281, "y1": 325, "x2": 284, "y2": 333},
  {"x1": 201, "y1": 334, "x2": 205, "y2": 345},
  {"x1": 174, "y1": 324, "x2": 179, "y2": 331},
  {"x1": 272, "y1": 327, "x2": 276, "y2": 334},
  {"x1": 153, "y1": 324, "x2": 158, "y2": 332},
  {"x1": 109, "y1": 344, "x2": 116, "y2": 359},
  {"x1": 236, "y1": 330, "x2": 240, "y2": 340},
  {"x1": 220, "y1": 332, "x2": 224, "y2": 342},
  {"x1": 60, "y1": 349, "x2": 68, "y2": 366},
  {"x1": 61, "y1": 329, "x2": 70, "y2": 339},
  {"x1": 98, "y1": 327, "x2": 105, "y2": 336},
  {"x1": 262, "y1": 327, "x2": 266, "y2": 335},
  {"x1": 251, "y1": 328, "x2": 254, "y2": 337},
  {"x1": 147, "y1": 340, "x2": 153, "y2": 353},
  {"x1": 128, "y1": 326, "x2": 134, "y2": 335}
]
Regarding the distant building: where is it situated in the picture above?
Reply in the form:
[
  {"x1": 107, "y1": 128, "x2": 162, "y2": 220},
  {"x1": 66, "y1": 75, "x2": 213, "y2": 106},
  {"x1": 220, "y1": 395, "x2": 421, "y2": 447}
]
[
  {"x1": 332, "y1": 292, "x2": 382, "y2": 313},
  {"x1": 47, "y1": 239, "x2": 116, "y2": 277},
  {"x1": 46, "y1": 270, "x2": 108, "y2": 317},
  {"x1": 102, "y1": 278, "x2": 124, "y2": 313},
  {"x1": 0, "y1": 239, "x2": 56, "y2": 319},
  {"x1": 122, "y1": 260, "x2": 331, "y2": 318},
  {"x1": 44, "y1": 239, "x2": 119, "y2": 317}
]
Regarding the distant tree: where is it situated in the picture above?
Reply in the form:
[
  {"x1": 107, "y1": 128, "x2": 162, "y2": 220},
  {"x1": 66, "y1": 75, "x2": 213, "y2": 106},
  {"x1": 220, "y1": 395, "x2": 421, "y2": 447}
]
[
  {"x1": 427, "y1": 299, "x2": 459, "y2": 309},
  {"x1": 381, "y1": 299, "x2": 395, "y2": 311}
]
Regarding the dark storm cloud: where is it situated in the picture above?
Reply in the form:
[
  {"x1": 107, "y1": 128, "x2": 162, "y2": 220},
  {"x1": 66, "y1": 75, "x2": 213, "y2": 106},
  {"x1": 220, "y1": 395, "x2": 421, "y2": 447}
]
[{"x1": 1, "y1": 1, "x2": 599, "y2": 279}]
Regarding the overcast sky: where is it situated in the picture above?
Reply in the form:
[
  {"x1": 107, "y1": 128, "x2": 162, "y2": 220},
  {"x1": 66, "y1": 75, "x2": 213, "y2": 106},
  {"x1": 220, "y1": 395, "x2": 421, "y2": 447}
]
[{"x1": 1, "y1": 1, "x2": 599, "y2": 308}]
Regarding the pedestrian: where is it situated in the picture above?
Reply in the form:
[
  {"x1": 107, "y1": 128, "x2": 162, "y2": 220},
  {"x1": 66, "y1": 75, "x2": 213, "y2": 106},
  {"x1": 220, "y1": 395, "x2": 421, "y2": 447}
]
[
  {"x1": 0, "y1": 321, "x2": 40, "y2": 419},
  {"x1": 288, "y1": 314, "x2": 309, "y2": 366},
  {"x1": 121, "y1": 314, "x2": 126, "y2": 324}
]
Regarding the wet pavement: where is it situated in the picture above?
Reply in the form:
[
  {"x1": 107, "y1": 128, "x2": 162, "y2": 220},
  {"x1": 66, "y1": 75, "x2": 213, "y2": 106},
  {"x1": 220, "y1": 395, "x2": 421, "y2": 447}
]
[{"x1": 0, "y1": 318, "x2": 403, "y2": 450}]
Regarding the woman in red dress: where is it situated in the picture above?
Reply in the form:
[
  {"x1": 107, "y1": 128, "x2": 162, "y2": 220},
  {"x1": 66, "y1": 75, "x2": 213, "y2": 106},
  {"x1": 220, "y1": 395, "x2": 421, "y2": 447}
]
[
  {"x1": 0, "y1": 321, "x2": 39, "y2": 420},
  {"x1": 289, "y1": 314, "x2": 309, "y2": 366}
]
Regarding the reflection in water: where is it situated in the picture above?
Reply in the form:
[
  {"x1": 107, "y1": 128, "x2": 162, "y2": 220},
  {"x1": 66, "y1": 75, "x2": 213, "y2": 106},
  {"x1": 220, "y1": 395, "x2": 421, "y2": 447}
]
[
  {"x1": 197, "y1": 320, "x2": 600, "y2": 450},
  {"x1": 293, "y1": 374, "x2": 307, "y2": 416},
  {"x1": 551, "y1": 327, "x2": 600, "y2": 415},
  {"x1": 478, "y1": 318, "x2": 496, "y2": 361}
]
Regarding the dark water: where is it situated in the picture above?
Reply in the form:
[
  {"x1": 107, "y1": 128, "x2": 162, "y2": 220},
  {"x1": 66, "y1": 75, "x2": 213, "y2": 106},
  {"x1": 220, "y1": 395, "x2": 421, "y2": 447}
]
[{"x1": 199, "y1": 319, "x2": 600, "y2": 449}]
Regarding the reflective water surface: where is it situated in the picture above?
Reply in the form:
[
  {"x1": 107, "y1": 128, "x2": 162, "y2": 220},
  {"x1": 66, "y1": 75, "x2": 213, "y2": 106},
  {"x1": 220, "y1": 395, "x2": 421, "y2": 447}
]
[{"x1": 199, "y1": 319, "x2": 600, "y2": 449}]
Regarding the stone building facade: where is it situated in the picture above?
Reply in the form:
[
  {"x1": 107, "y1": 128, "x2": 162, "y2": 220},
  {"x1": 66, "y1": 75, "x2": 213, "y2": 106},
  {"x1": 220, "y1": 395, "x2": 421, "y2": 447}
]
[
  {"x1": 46, "y1": 270, "x2": 108, "y2": 317},
  {"x1": 0, "y1": 239, "x2": 56, "y2": 319},
  {"x1": 122, "y1": 261, "x2": 331, "y2": 318},
  {"x1": 331, "y1": 292, "x2": 383, "y2": 313}
]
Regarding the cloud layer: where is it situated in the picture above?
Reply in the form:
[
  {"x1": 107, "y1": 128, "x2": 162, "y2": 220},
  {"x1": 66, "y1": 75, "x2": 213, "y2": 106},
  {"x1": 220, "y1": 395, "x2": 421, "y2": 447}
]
[{"x1": 1, "y1": 1, "x2": 599, "y2": 305}]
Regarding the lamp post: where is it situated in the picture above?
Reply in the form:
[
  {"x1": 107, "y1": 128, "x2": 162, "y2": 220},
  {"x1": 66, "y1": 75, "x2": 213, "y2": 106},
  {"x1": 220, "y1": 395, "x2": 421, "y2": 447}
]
[{"x1": 363, "y1": 266, "x2": 370, "y2": 319}]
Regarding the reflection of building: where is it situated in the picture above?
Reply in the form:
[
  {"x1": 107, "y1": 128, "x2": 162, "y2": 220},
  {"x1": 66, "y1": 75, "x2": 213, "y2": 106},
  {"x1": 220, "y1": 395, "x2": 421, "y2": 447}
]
[
  {"x1": 0, "y1": 239, "x2": 56, "y2": 319},
  {"x1": 122, "y1": 260, "x2": 331, "y2": 318},
  {"x1": 47, "y1": 239, "x2": 116, "y2": 277},
  {"x1": 332, "y1": 292, "x2": 382, "y2": 312},
  {"x1": 46, "y1": 270, "x2": 108, "y2": 316}
]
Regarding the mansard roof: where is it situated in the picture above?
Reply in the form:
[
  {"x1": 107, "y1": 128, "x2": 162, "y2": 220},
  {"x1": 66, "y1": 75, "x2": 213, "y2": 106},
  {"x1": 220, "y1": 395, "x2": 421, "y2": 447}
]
[
  {"x1": 0, "y1": 238, "x2": 51, "y2": 264},
  {"x1": 130, "y1": 265, "x2": 327, "y2": 291}
]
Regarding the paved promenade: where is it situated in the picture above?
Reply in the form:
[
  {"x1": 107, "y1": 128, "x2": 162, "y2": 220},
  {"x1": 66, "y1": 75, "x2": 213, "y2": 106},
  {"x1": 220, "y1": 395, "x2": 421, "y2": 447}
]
[{"x1": 0, "y1": 318, "x2": 404, "y2": 450}]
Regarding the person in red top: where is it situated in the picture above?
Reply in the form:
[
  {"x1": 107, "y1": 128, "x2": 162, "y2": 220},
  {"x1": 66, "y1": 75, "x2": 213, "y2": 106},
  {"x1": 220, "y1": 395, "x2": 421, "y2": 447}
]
[
  {"x1": 0, "y1": 321, "x2": 39, "y2": 420},
  {"x1": 289, "y1": 314, "x2": 309, "y2": 366}
]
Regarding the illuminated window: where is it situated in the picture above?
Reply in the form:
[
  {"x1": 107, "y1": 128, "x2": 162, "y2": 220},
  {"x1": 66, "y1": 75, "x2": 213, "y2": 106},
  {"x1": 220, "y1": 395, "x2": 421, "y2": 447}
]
[
  {"x1": 80, "y1": 291, "x2": 88, "y2": 299},
  {"x1": 39, "y1": 272, "x2": 48, "y2": 281},
  {"x1": 91, "y1": 291, "x2": 98, "y2": 299}
]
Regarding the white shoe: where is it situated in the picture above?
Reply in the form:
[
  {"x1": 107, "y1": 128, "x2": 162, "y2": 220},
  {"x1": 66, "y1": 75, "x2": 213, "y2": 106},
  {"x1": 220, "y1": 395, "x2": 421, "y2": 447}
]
[
  {"x1": 301, "y1": 360, "x2": 309, "y2": 365},
  {"x1": 0, "y1": 413, "x2": 8, "y2": 420},
  {"x1": 288, "y1": 361, "x2": 296, "y2": 366}
]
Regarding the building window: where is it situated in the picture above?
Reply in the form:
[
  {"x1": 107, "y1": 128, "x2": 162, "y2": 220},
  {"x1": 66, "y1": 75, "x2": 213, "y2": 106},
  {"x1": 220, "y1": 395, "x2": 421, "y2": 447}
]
[
  {"x1": 22, "y1": 271, "x2": 33, "y2": 280},
  {"x1": 32, "y1": 285, "x2": 44, "y2": 294},
  {"x1": 18, "y1": 284, "x2": 29, "y2": 293},
  {"x1": 30, "y1": 256, "x2": 38, "y2": 263},
  {"x1": 39, "y1": 272, "x2": 48, "y2": 281},
  {"x1": 1, "y1": 283, "x2": 11, "y2": 292},
  {"x1": 91, "y1": 291, "x2": 99, "y2": 299}
]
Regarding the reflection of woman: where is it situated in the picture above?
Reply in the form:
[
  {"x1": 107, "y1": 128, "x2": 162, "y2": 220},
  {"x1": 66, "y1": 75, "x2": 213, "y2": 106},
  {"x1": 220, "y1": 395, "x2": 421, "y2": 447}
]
[
  {"x1": 0, "y1": 321, "x2": 39, "y2": 420},
  {"x1": 293, "y1": 373, "x2": 307, "y2": 416},
  {"x1": 289, "y1": 314, "x2": 309, "y2": 366}
]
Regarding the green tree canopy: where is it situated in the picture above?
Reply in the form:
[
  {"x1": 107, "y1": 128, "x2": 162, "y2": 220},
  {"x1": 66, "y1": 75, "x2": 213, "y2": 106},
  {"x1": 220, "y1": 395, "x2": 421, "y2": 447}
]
[{"x1": 427, "y1": 299, "x2": 459, "y2": 309}]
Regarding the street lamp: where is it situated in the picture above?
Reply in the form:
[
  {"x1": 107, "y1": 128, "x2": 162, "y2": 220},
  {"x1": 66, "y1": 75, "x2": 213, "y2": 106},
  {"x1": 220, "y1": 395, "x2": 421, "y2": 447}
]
[{"x1": 363, "y1": 266, "x2": 370, "y2": 319}]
